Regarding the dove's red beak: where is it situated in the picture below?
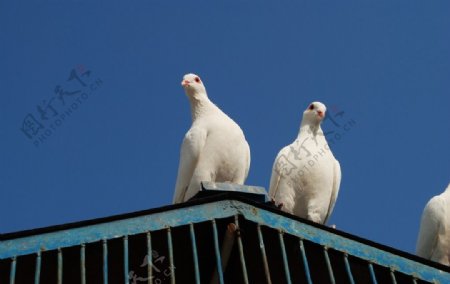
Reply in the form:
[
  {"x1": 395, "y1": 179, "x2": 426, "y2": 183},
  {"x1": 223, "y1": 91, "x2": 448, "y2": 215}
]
[
  {"x1": 181, "y1": 80, "x2": 190, "y2": 87},
  {"x1": 317, "y1": 111, "x2": 324, "y2": 118}
]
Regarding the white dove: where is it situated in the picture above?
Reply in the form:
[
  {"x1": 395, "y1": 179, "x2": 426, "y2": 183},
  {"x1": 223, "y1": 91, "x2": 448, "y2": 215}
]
[
  {"x1": 268, "y1": 102, "x2": 341, "y2": 224},
  {"x1": 416, "y1": 183, "x2": 450, "y2": 266},
  {"x1": 173, "y1": 73, "x2": 251, "y2": 204}
]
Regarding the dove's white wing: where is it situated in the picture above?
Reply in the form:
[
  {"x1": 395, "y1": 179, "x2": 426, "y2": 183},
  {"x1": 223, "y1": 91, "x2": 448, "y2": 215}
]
[
  {"x1": 173, "y1": 127, "x2": 207, "y2": 203},
  {"x1": 268, "y1": 146, "x2": 290, "y2": 200},
  {"x1": 324, "y1": 159, "x2": 341, "y2": 224},
  {"x1": 268, "y1": 145, "x2": 301, "y2": 214},
  {"x1": 268, "y1": 161, "x2": 282, "y2": 200},
  {"x1": 416, "y1": 196, "x2": 444, "y2": 259},
  {"x1": 243, "y1": 142, "x2": 251, "y2": 180}
]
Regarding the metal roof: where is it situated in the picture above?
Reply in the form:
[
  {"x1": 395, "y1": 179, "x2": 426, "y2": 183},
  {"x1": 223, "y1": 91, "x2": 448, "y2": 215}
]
[{"x1": 1, "y1": 189, "x2": 449, "y2": 283}]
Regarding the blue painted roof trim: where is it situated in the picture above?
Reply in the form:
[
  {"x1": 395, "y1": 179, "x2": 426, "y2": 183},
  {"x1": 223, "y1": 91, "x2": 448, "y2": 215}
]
[
  {"x1": 1, "y1": 199, "x2": 449, "y2": 283},
  {"x1": 201, "y1": 181, "x2": 267, "y2": 195}
]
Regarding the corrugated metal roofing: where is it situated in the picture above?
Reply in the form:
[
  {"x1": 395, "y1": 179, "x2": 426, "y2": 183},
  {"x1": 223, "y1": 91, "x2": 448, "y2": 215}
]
[{"x1": 1, "y1": 191, "x2": 449, "y2": 283}]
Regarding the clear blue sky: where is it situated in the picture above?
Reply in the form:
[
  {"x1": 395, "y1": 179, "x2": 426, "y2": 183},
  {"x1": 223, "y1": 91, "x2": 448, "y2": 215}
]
[{"x1": 1, "y1": 1, "x2": 449, "y2": 255}]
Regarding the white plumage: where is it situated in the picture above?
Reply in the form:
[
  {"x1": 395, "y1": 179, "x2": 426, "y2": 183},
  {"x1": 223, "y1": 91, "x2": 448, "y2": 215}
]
[
  {"x1": 269, "y1": 102, "x2": 341, "y2": 224},
  {"x1": 416, "y1": 183, "x2": 450, "y2": 266},
  {"x1": 173, "y1": 73, "x2": 251, "y2": 204}
]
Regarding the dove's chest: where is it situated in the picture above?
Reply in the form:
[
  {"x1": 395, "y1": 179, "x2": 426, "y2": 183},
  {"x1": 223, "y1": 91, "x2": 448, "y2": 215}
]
[{"x1": 288, "y1": 136, "x2": 331, "y2": 163}]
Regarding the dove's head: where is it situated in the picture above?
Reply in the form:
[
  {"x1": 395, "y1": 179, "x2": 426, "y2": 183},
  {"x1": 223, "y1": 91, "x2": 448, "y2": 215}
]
[
  {"x1": 303, "y1": 101, "x2": 326, "y2": 125},
  {"x1": 181, "y1": 73, "x2": 207, "y2": 100}
]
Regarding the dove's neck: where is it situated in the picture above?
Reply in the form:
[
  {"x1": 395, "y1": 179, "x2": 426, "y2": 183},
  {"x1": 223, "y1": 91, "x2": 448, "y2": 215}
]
[
  {"x1": 444, "y1": 183, "x2": 450, "y2": 194},
  {"x1": 298, "y1": 122, "x2": 324, "y2": 138},
  {"x1": 188, "y1": 92, "x2": 218, "y2": 122}
]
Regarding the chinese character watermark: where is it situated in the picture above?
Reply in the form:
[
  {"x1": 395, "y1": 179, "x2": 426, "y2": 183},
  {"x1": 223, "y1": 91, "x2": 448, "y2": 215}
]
[
  {"x1": 128, "y1": 250, "x2": 175, "y2": 284},
  {"x1": 20, "y1": 64, "x2": 103, "y2": 147},
  {"x1": 322, "y1": 105, "x2": 356, "y2": 145}
]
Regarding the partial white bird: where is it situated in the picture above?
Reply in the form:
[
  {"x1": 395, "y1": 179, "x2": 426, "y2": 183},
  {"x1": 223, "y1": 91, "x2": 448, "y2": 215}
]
[
  {"x1": 269, "y1": 102, "x2": 341, "y2": 224},
  {"x1": 416, "y1": 183, "x2": 450, "y2": 266},
  {"x1": 173, "y1": 73, "x2": 251, "y2": 204}
]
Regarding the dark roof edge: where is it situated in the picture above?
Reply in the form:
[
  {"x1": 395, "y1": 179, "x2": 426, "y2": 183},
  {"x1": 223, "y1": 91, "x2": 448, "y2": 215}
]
[{"x1": 1, "y1": 193, "x2": 449, "y2": 273}]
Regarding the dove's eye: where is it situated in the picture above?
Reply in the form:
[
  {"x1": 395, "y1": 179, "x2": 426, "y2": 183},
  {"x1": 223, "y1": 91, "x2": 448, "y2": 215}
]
[
  {"x1": 194, "y1": 77, "x2": 201, "y2": 83},
  {"x1": 309, "y1": 104, "x2": 314, "y2": 110}
]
